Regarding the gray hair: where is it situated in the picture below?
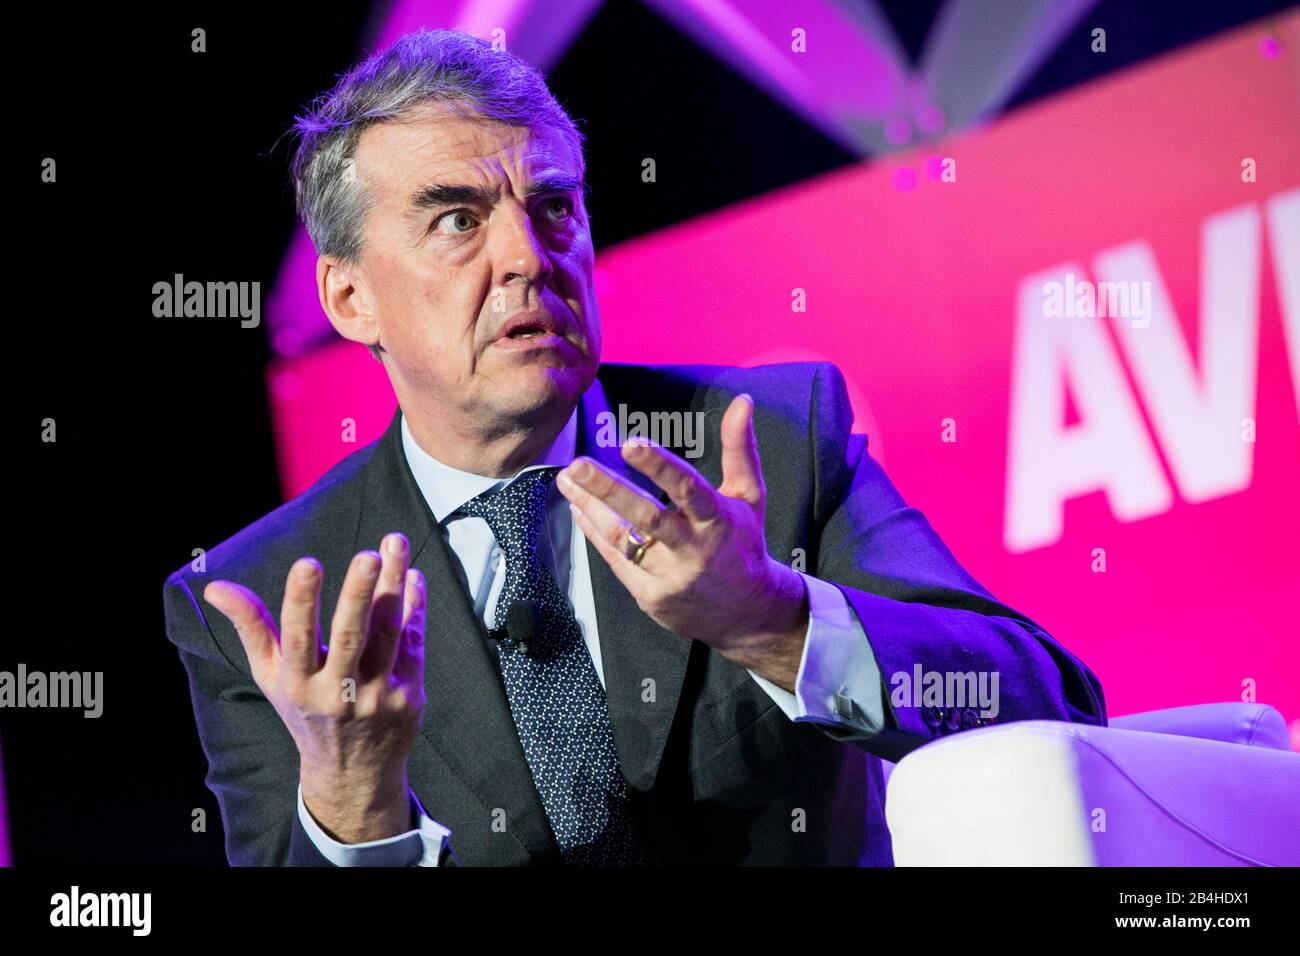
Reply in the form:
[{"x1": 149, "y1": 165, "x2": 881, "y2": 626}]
[{"x1": 289, "y1": 28, "x2": 587, "y2": 360}]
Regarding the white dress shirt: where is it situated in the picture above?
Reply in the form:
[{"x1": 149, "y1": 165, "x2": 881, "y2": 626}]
[{"x1": 298, "y1": 405, "x2": 887, "y2": 865}]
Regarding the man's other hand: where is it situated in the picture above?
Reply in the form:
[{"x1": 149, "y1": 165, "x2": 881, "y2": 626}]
[{"x1": 557, "y1": 395, "x2": 809, "y2": 690}]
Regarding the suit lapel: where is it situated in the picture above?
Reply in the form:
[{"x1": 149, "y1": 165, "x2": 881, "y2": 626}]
[
  {"x1": 353, "y1": 409, "x2": 559, "y2": 862},
  {"x1": 576, "y1": 377, "x2": 693, "y2": 794}
]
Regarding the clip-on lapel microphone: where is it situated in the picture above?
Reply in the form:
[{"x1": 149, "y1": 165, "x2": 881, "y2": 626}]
[{"x1": 486, "y1": 599, "x2": 540, "y2": 655}]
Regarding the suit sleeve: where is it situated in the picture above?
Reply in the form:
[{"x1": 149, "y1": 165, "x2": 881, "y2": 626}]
[
  {"x1": 801, "y1": 363, "x2": 1107, "y2": 762},
  {"x1": 163, "y1": 569, "x2": 318, "y2": 865}
]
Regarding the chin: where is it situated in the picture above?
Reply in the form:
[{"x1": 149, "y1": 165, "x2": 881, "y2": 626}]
[
  {"x1": 529, "y1": 351, "x2": 594, "y2": 390},
  {"x1": 506, "y1": 362, "x2": 592, "y2": 417}
]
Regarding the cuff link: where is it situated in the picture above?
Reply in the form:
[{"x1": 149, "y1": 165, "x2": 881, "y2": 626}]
[{"x1": 833, "y1": 687, "x2": 855, "y2": 720}]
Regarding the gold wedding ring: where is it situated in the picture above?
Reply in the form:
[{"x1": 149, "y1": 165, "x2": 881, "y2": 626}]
[{"x1": 623, "y1": 526, "x2": 656, "y2": 565}]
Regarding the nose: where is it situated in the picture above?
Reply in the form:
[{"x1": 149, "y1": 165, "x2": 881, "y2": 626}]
[{"x1": 491, "y1": 201, "x2": 553, "y2": 290}]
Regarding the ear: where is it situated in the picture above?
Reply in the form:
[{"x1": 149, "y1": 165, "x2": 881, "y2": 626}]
[{"x1": 317, "y1": 255, "x2": 380, "y2": 350}]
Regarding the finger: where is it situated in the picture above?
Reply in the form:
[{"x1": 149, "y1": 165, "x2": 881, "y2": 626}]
[
  {"x1": 278, "y1": 558, "x2": 323, "y2": 677},
  {"x1": 393, "y1": 568, "x2": 426, "y2": 686},
  {"x1": 570, "y1": 503, "x2": 648, "y2": 593},
  {"x1": 620, "y1": 439, "x2": 719, "y2": 523},
  {"x1": 361, "y1": 533, "x2": 410, "y2": 679},
  {"x1": 323, "y1": 549, "x2": 382, "y2": 681},
  {"x1": 719, "y1": 394, "x2": 765, "y2": 506},
  {"x1": 203, "y1": 581, "x2": 279, "y2": 674},
  {"x1": 565, "y1": 486, "x2": 659, "y2": 571},
  {"x1": 556, "y1": 457, "x2": 688, "y2": 547},
  {"x1": 400, "y1": 565, "x2": 420, "y2": 632}
]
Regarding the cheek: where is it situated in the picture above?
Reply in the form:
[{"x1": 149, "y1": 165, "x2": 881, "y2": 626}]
[
  {"x1": 556, "y1": 236, "x2": 596, "y2": 305},
  {"x1": 389, "y1": 261, "x2": 479, "y2": 353}
]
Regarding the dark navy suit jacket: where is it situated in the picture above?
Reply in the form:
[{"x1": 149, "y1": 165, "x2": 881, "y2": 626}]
[{"x1": 162, "y1": 361, "x2": 1106, "y2": 865}]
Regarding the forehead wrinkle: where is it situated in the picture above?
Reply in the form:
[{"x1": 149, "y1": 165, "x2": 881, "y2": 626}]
[{"x1": 370, "y1": 118, "x2": 582, "y2": 242}]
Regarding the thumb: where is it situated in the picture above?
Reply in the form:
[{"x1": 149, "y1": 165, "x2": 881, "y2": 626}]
[{"x1": 719, "y1": 394, "x2": 764, "y2": 505}]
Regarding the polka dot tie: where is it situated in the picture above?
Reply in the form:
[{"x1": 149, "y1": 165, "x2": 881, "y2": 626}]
[{"x1": 455, "y1": 467, "x2": 646, "y2": 866}]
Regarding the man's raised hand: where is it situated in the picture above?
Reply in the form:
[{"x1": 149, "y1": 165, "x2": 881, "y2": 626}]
[
  {"x1": 202, "y1": 532, "x2": 426, "y2": 844},
  {"x1": 556, "y1": 395, "x2": 809, "y2": 690}
]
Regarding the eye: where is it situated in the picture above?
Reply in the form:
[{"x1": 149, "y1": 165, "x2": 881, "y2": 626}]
[
  {"x1": 540, "y1": 196, "x2": 574, "y2": 223},
  {"x1": 434, "y1": 209, "x2": 478, "y2": 235}
]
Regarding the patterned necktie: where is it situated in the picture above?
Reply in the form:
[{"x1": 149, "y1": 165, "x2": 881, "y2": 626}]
[{"x1": 455, "y1": 466, "x2": 646, "y2": 866}]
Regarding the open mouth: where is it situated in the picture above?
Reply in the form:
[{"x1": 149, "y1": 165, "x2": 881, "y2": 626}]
[{"x1": 494, "y1": 309, "x2": 574, "y2": 352}]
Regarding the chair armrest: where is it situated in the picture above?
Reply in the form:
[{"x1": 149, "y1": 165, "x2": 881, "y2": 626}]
[
  {"x1": 1109, "y1": 702, "x2": 1292, "y2": 750},
  {"x1": 885, "y1": 720, "x2": 1300, "y2": 865}
]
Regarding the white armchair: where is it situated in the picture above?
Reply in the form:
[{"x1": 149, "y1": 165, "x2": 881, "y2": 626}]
[{"x1": 883, "y1": 702, "x2": 1300, "y2": 865}]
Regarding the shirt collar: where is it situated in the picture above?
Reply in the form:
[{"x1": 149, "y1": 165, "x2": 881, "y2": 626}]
[{"x1": 400, "y1": 406, "x2": 578, "y2": 524}]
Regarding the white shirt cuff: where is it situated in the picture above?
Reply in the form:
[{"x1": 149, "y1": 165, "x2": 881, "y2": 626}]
[
  {"x1": 748, "y1": 573, "x2": 886, "y2": 736},
  {"x1": 297, "y1": 782, "x2": 451, "y2": 866}
]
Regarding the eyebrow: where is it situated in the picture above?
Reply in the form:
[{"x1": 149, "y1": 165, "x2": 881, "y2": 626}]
[{"x1": 409, "y1": 174, "x2": 587, "y2": 212}]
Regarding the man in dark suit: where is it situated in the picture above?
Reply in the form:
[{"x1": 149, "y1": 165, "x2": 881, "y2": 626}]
[{"x1": 162, "y1": 29, "x2": 1105, "y2": 867}]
